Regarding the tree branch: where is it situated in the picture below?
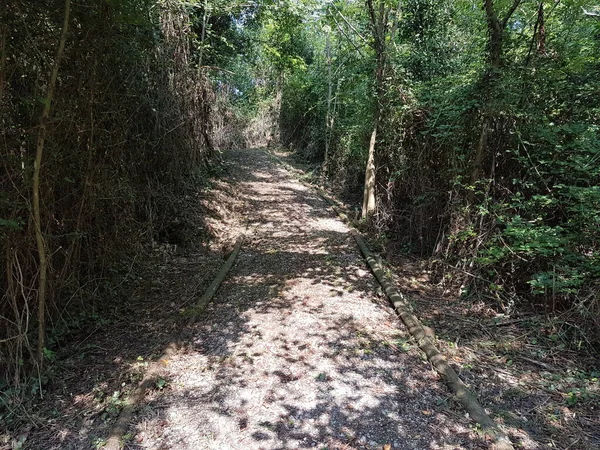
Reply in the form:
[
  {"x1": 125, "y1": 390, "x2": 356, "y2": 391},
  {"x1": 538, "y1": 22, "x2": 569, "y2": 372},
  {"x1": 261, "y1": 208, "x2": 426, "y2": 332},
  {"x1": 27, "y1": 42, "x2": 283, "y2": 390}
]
[
  {"x1": 583, "y1": 8, "x2": 600, "y2": 18},
  {"x1": 331, "y1": 4, "x2": 369, "y2": 45},
  {"x1": 484, "y1": 0, "x2": 502, "y2": 36},
  {"x1": 502, "y1": 0, "x2": 523, "y2": 28},
  {"x1": 332, "y1": 14, "x2": 367, "y2": 58}
]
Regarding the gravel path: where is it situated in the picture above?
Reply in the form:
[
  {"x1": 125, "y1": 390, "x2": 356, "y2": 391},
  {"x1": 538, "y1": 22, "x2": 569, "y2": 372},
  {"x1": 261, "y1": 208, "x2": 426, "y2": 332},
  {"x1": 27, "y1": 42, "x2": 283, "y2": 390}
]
[{"x1": 131, "y1": 149, "x2": 484, "y2": 450}]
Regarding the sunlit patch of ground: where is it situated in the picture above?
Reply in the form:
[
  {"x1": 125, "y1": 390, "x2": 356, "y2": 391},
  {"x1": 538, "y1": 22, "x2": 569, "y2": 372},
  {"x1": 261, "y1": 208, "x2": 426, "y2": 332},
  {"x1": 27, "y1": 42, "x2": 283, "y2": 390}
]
[
  {"x1": 14, "y1": 148, "x2": 565, "y2": 450},
  {"x1": 273, "y1": 148, "x2": 600, "y2": 450},
  {"x1": 129, "y1": 149, "x2": 489, "y2": 450}
]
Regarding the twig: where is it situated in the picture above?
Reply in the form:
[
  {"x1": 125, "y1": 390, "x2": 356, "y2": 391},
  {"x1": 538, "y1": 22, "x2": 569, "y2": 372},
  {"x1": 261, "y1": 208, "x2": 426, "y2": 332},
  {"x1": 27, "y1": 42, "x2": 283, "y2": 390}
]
[
  {"x1": 332, "y1": 5, "x2": 369, "y2": 45},
  {"x1": 494, "y1": 317, "x2": 531, "y2": 326},
  {"x1": 198, "y1": 65, "x2": 235, "y2": 74},
  {"x1": 518, "y1": 356, "x2": 556, "y2": 371}
]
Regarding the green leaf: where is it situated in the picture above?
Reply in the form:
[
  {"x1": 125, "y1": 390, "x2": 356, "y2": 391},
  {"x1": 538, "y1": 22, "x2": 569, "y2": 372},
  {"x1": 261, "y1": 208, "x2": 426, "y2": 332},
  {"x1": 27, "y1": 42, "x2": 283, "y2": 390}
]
[{"x1": 0, "y1": 218, "x2": 22, "y2": 231}]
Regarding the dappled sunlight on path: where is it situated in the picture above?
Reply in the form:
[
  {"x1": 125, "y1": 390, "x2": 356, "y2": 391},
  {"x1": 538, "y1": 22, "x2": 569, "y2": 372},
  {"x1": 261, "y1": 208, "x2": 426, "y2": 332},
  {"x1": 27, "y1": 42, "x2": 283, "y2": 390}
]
[{"x1": 132, "y1": 149, "x2": 487, "y2": 450}]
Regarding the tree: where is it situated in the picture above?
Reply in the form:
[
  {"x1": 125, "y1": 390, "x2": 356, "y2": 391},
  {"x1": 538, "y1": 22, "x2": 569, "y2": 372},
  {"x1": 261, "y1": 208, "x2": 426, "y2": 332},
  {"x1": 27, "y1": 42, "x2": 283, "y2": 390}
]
[
  {"x1": 362, "y1": 0, "x2": 400, "y2": 220},
  {"x1": 1, "y1": 0, "x2": 218, "y2": 383},
  {"x1": 32, "y1": 0, "x2": 71, "y2": 367},
  {"x1": 275, "y1": 0, "x2": 600, "y2": 337},
  {"x1": 468, "y1": 0, "x2": 522, "y2": 204}
]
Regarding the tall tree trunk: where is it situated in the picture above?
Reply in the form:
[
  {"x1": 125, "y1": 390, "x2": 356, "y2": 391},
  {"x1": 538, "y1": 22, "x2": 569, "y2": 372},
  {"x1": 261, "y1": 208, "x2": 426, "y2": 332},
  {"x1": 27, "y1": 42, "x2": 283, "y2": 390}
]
[
  {"x1": 536, "y1": 2, "x2": 546, "y2": 54},
  {"x1": 468, "y1": 112, "x2": 490, "y2": 204},
  {"x1": 198, "y1": 0, "x2": 209, "y2": 71},
  {"x1": 323, "y1": 26, "x2": 332, "y2": 181},
  {"x1": 33, "y1": 0, "x2": 71, "y2": 367},
  {"x1": 362, "y1": 47, "x2": 384, "y2": 219},
  {"x1": 469, "y1": 0, "x2": 520, "y2": 204},
  {"x1": 361, "y1": 0, "x2": 387, "y2": 220},
  {"x1": 362, "y1": 117, "x2": 378, "y2": 218},
  {"x1": 361, "y1": 0, "x2": 402, "y2": 219}
]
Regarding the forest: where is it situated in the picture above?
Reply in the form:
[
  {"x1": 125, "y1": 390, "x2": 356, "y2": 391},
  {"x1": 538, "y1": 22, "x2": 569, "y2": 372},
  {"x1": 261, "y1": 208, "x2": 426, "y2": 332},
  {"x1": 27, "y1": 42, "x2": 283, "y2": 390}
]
[{"x1": 1, "y1": 0, "x2": 599, "y2": 449}]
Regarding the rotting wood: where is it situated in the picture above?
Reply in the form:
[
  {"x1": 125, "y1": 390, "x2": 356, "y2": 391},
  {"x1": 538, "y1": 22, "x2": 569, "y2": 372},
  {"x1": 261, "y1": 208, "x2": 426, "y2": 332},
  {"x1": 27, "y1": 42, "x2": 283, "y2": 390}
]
[
  {"x1": 316, "y1": 188, "x2": 515, "y2": 450},
  {"x1": 188, "y1": 234, "x2": 244, "y2": 324}
]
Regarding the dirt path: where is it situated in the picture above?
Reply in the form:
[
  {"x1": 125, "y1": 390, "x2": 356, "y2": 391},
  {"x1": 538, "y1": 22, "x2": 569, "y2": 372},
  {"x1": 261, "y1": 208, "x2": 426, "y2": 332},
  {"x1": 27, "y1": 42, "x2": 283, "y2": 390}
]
[
  {"x1": 11, "y1": 149, "x2": 502, "y2": 450},
  {"x1": 13, "y1": 148, "x2": 598, "y2": 450},
  {"x1": 129, "y1": 149, "x2": 486, "y2": 450}
]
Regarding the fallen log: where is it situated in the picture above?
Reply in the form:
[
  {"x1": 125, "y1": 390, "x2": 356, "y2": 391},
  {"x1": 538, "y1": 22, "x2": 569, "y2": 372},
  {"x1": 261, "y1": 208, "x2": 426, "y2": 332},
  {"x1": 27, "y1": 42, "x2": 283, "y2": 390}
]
[
  {"x1": 188, "y1": 235, "x2": 244, "y2": 324},
  {"x1": 316, "y1": 187, "x2": 515, "y2": 450},
  {"x1": 265, "y1": 149, "x2": 514, "y2": 449},
  {"x1": 104, "y1": 344, "x2": 177, "y2": 450},
  {"x1": 104, "y1": 236, "x2": 243, "y2": 449}
]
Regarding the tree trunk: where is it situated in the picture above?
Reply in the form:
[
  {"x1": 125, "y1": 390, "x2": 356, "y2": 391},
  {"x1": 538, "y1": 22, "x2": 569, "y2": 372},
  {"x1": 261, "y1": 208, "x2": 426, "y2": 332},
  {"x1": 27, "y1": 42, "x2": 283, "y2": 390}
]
[
  {"x1": 362, "y1": 120, "x2": 378, "y2": 218},
  {"x1": 468, "y1": 112, "x2": 490, "y2": 204},
  {"x1": 198, "y1": 0, "x2": 209, "y2": 71},
  {"x1": 536, "y1": 2, "x2": 546, "y2": 54},
  {"x1": 33, "y1": 0, "x2": 71, "y2": 368},
  {"x1": 361, "y1": 0, "x2": 387, "y2": 220},
  {"x1": 323, "y1": 26, "x2": 332, "y2": 180},
  {"x1": 469, "y1": 0, "x2": 520, "y2": 204}
]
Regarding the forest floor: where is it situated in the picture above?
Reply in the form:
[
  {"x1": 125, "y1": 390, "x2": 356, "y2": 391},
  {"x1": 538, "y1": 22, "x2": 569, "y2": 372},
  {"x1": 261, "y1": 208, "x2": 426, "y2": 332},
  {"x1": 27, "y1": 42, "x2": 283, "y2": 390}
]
[{"x1": 4, "y1": 149, "x2": 598, "y2": 450}]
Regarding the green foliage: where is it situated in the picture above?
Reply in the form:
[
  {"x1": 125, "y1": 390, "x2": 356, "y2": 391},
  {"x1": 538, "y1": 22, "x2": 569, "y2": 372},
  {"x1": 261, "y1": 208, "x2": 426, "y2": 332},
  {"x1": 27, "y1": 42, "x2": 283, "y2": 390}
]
[
  {"x1": 4, "y1": 0, "x2": 599, "y2": 389},
  {"x1": 274, "y1": 0, "x2": 600, "y2": 340},
  {"x1": 0, "y1": 218, "x2": 22, "y2": 231},
  {"x1": 188, "y1": 0, "x2": 256, "y2": 68},
  {"x1": 260, "y1": 1, "x2": 313, "y2": 74},
  {"x1": 156, "y1": 377, "x2": 168, "y2": 389}
]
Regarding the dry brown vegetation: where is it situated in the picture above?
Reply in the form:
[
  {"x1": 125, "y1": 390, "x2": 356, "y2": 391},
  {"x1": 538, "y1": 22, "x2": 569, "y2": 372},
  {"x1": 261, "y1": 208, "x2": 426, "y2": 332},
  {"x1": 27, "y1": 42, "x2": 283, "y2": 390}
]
[{"x1": 1, "y1": 0, "x2": 215, "y2": 383}]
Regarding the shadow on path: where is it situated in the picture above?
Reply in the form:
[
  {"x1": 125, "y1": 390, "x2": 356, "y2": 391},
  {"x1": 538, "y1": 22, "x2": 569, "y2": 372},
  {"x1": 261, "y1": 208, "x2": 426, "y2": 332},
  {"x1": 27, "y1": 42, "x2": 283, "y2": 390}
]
[{"x1": 127, "y1": 149, "x2": 487, "y2": 450}]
